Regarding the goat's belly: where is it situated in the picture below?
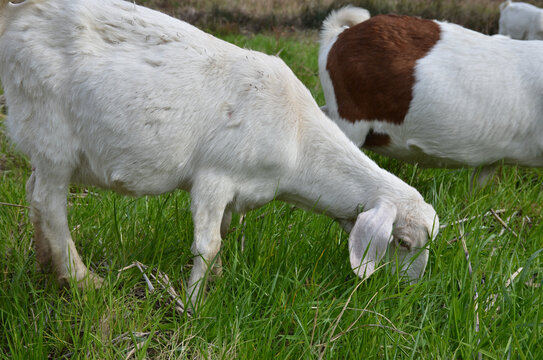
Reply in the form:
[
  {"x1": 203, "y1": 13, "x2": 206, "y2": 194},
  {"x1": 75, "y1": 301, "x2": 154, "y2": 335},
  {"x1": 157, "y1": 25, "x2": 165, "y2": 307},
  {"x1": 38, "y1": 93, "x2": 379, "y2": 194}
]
[
  {"x1": 365, "y1": 141, "x2": 468, "y2": 168},
  {"x1": 71, "y1": 169, "x2": 185, "y2": 196},
  {"x1": 366, "y1": 133, "x2": 543, "y2": 168},
  {"x1": 70, "y1": 151, "x2": 190, "y2": 196}
]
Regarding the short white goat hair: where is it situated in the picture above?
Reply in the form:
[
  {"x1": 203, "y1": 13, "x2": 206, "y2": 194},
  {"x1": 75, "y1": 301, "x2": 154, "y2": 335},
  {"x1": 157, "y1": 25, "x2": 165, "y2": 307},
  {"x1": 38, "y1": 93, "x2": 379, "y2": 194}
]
[
  {"x1": 0, "y1": 0, "x2": 438, "y2": 306},
  {"x1": 499, "y1": 1, "x2": 543, "y2": 40},
  {"x1": 319, "y1": 6, "x2": 543, "y2": 186}
]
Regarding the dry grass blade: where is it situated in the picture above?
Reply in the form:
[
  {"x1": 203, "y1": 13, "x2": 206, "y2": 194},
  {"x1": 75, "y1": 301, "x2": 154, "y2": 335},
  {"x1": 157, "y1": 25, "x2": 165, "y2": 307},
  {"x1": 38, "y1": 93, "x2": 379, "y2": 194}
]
[
  {"x1": 459, "y1": 228, "x2": 475, "y2": 280},
  {"x1": 117, "y1": 263, "x2": 139, "y2": 273},
  {"x1": 486, "y1": 267, "x2": 525, "y2": 312},
  {"x1": 0, "y1": 201, "x2": 27, "y2": 209},
  {"x1": 117, "y1": 261, "x2": 188, "y2": 316},
  {"x1": 112, "y1": 332, "x2": 131, "y2": 344},
  {"x1": 328, "y1": 311, "x2": 366, "y2": 343},
  {"x1": 329, "y1": 323, "x2": 411, "y2": 343},
  {"x1": 498, "y1": 211, "x2": 518, "y2": 237},
  {"x1": 525, "y1": 276, "x2": 541, "y2": 288},
  {"x1": 124, "y1": 339, "x2": 146, "y2": 360},
  {"x1": 447, "y1": 232, "x2": 471, "y2": 245},
  {"x1": 440, "y1": 209, "x2": 506, "y2": 229},
  {"x1": 152, "y1": 269, "x2": 186, "y2": 315},
  {"x1": 345, "y1": 307, "x2": 413, "y2": 341},
  {"x1": 459, "y1": 226, "x2": 482, "y2": 360},
  {"x1": 485, "y1": 293, "x2": 498, "y2": 312},
  {"x1": 317, "y1": 282, "x2": 374, "y2": 360},
  {"x1": 504, "y1": 267, "x2": 523, "y2": 288},
  {"x1": 112, "y1": 331, "x2": 152, "y2": 344},
  {"x1": 314, "y1": 305, "x2": 412, "y2": 346},
  {"x1": 135, "y1": 261, "x2": 155, "y2": 292},
  {"x1": 490, "y1": 209, "x2": 519, "y2": 238},
  {"x1": 310, "y1": 301, "x2": 318, "y2": 347}
]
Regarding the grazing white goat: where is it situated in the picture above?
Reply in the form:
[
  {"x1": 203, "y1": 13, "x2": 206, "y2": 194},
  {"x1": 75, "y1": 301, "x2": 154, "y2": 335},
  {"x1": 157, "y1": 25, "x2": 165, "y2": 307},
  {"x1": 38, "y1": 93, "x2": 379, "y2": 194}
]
[
  {"x1": 499, "y1": 1, "x2": 543, "y2": 40},
  {"x1": 319, "y1": 7, "x2": 543, "y2": 187},
  {"x1": 0, "y1": 0, "x2": 438, "y2": 307}
]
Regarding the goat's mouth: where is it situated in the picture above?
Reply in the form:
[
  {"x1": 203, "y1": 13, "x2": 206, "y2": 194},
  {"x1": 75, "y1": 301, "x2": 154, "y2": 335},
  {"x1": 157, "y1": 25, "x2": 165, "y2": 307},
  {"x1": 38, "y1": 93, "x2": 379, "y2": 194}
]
[{"x1": 387, "y1": 246, "x2": 429, "y2": 283}]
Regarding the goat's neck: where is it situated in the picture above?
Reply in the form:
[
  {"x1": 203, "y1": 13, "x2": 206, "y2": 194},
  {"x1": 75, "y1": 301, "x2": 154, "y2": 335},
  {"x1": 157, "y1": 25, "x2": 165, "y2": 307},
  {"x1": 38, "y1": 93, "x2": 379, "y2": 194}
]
[{"x1": 278, "y1": 113, "x2": 412, "y2": 225}]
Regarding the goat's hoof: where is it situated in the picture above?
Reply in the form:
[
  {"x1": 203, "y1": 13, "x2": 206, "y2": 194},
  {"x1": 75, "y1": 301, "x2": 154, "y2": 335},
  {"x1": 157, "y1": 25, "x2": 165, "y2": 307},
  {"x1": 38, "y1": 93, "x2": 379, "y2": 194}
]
[
  {"x1": 77, "y1": 272, "x2": 105, "y2": 290},
  {"x1": 211, "y1": 265, "x2": 223, "y2": 278},
  {"x1": 35, "y1": 261, "x2": 53, "y2": 274}
]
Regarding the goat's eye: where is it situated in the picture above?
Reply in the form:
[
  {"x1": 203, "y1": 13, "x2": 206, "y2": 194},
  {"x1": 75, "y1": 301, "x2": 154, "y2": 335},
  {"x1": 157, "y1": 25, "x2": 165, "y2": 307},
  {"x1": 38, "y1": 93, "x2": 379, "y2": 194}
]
[{"x1": 396, "y1": 238, "x2": 411, "y2": 250}]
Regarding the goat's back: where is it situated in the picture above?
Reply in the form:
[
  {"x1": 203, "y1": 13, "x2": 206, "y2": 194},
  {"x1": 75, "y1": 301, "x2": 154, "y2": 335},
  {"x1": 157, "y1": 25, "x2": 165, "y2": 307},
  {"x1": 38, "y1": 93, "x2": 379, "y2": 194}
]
[
  {"x1": 0, "y1": 0, "x2": 309, "y2": 196},
  {"x1": 321, "y1": 14, "x2": 543, "y2": 167},
  {"x1": 499, "y1": 1, "x2": 543, "y2": 40}
]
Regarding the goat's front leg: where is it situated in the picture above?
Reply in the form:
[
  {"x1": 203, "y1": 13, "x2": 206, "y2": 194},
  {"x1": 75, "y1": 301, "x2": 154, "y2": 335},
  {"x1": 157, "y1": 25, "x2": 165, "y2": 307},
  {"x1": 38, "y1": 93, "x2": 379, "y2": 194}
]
[
  {"x1": 188, "y1": 179, "x2": 233, "y2": 309},
  {"x1": 28, "y1": 165, "x2": 103, "y2": 288}
]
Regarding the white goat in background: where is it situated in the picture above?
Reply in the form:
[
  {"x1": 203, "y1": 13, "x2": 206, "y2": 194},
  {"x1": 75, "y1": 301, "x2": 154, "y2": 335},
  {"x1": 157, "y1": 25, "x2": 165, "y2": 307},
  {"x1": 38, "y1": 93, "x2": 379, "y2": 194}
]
[
  {"x1": 499, "y1": 1, "x2": 543, "y2": 40},
  {"x1": 319, "y1": 6, "x2": 543, "y2": 188},
  {"x1": 0, "y1": 0, "x2": 438, "y2": 307}
]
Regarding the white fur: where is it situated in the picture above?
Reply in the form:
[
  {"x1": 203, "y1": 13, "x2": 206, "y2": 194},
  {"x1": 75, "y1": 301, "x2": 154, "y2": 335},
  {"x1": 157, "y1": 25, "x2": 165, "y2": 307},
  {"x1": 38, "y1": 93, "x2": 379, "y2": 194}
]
[
  {"x1": 499, "y1": 1, "x2": 543, "y2": 40},
  {"x1": 0, "y1": 0, "x2": 438, "y2": 307},
  {"x1": 320, "y1": 7, "x2": 543, "y2": 182},
  {"x1": 320, "y1": 5, "x2": 370, "y2": 47}
]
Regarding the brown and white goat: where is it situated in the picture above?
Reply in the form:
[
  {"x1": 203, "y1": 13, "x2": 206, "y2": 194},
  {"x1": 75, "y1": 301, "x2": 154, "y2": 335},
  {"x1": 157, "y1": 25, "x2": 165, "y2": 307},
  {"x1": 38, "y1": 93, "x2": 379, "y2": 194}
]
[{"x1": 319, "y1": 7, "x2": 543, "y2": 187}]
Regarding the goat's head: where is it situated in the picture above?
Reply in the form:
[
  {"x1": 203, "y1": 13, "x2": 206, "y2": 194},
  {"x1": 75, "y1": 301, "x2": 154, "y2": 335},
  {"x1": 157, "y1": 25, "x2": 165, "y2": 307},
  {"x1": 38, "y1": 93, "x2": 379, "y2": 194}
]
[{"x1": 348, "y1": 198, "x2": 439, "y2": 283}]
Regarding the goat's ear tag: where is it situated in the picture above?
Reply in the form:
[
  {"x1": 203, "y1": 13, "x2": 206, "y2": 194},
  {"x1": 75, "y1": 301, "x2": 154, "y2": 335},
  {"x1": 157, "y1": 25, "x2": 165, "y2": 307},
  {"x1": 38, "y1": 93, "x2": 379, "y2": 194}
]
[{"x1": 348, "y1": 201, "x2": 396, "y2": 279}]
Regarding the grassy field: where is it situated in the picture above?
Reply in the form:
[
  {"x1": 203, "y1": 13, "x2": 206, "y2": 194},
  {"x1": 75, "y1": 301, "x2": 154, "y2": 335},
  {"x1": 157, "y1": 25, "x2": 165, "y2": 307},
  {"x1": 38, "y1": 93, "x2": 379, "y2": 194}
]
[{"x1": 1, "y1": 5, "x2": 543, "y2": 360}]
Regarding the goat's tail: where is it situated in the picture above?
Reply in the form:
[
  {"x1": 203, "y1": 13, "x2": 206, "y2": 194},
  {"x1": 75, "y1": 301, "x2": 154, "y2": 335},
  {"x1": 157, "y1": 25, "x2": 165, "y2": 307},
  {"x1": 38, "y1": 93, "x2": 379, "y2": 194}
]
[
  {"x1": 499, "y1": 0, "x2": 512, "y2": 12},
  {"x1": 319, "y1": 6, "x2": 371, "y2": 48}
]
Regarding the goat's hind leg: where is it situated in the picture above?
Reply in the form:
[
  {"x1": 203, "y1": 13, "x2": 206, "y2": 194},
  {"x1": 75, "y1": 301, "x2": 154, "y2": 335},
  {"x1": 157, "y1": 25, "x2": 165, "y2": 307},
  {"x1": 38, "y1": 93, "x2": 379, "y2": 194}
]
[
  {"x1": 469, "y1": 163, "x2": 498, "y2": 192},
  {"x1": 29, "y1": 165, "x2": 103, "y2": 289},
  {"x1": 26, "y1": 171, "x2": 52, "y2": 272},
  {"x1": 210, "y1": 210, "x2": 232, "y2": 277}
]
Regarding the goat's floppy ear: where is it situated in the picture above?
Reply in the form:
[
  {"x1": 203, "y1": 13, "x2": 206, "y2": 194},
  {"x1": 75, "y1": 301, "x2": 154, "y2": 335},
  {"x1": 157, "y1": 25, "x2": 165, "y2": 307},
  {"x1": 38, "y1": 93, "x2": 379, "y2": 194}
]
[{"x1": 349, "y1": 201, "x2": 397, "y2": 279}]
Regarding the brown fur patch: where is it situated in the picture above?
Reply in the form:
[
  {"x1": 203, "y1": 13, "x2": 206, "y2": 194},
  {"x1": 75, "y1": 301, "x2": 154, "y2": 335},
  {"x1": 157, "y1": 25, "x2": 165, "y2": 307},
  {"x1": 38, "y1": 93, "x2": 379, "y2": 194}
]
[
  {"x1": 326, "y1": 14, "x2": 441, "y2": 124},
  {"x1": 363, "y1": 130, "x2": 391, "y2": 147}
]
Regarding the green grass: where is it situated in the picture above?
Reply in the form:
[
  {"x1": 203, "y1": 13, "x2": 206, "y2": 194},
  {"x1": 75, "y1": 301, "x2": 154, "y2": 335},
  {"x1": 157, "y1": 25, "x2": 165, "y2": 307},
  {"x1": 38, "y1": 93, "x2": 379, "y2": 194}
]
[{"x1": 1, "y1": 31, "x2": 542, "y2": 359}]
